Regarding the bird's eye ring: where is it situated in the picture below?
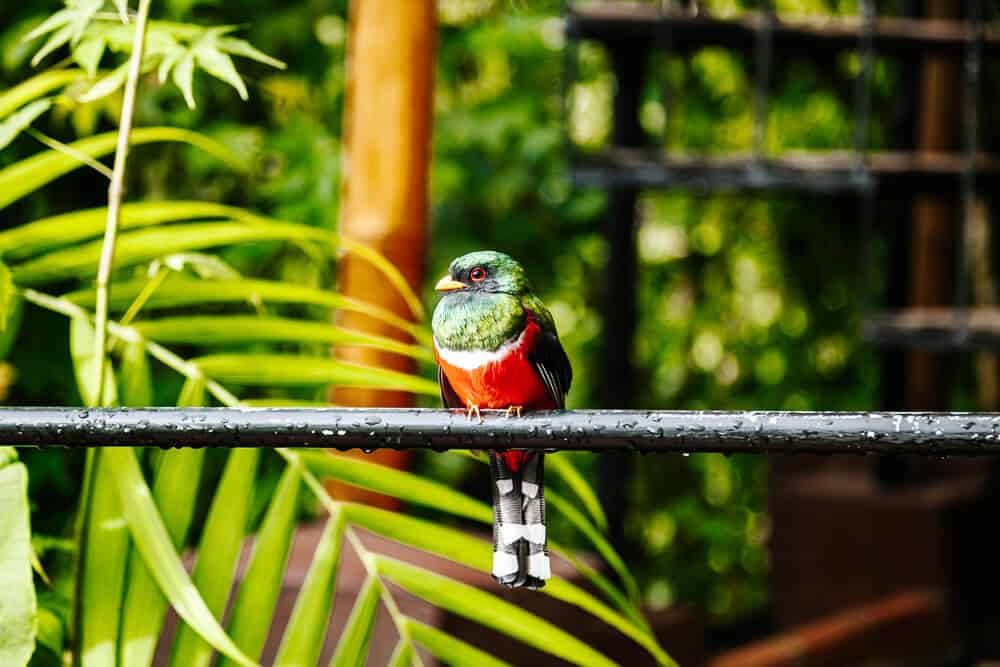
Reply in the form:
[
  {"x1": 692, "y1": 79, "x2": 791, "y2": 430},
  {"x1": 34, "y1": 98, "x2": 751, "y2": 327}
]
[{"x1": 469, "y1": 266, "x2": 487, "y2": 282}]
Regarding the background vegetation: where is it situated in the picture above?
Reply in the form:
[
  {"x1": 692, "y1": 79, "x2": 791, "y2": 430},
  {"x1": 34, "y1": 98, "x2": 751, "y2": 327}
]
[{"x1": 3, "y1": 0, "x2": 971, "y2": 663}]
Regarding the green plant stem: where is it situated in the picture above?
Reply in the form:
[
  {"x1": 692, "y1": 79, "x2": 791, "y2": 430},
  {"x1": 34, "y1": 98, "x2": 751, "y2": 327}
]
[{"x1": 93, "y1": 0, "x2": 152, "y2": 406}]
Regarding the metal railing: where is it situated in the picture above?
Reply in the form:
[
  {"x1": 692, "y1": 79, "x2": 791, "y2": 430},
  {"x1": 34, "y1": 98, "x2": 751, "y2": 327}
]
[{"x1": 4, "y1": 407, "x2": 1000, "y2": 455}]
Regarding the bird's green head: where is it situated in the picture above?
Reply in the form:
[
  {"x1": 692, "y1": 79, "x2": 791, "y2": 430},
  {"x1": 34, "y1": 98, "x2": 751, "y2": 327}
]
[
  {"x1": 431, "y1": 251, "x2": 538, "y2": 351},
  {"x1": 434, "y1": 250, "x2": 532, "y2": 297}
]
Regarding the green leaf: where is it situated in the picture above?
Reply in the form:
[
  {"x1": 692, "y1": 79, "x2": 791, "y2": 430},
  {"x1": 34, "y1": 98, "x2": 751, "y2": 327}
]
[
  {"x1": 0, "y1": 99, "x2": 52, "y2": 152},
  {"x1": 70, "y1": 316, "x2": 117, "y2": 407},
  {"x1": 405, "y1": 619, "x2": 512, "y2": 667},
  {"x1": 193, "y1": 354, "x2": 440, "y2": 395},
  {"x1": 77, "y1": 62, "x2": 129, "y2": 103},
  {"x1": 329, "y1": 575, "x2": 381, "y2": 667},
  {"x1": 0, "y1": 70, "x2": 86, "y2": 119},
  {"x1": 374, "y1": 556, "x2": 617, "y2": 667},
  {"x1": 547, "y1": 490, "x2": 640, "y2": 605},
  {"x1": 219, "y1": 464, "x2": 301, "y2": 667},
  {"x1": 387, "y1": 640, "x2": 413, "y2": 667},
  {"x1": 0, "y1": 201, "x2": 234, "y2": 260},
  {"x1": 0, "y1": 292, "x2": 22, "y2": 360},
  {"x1": 173, "y1": 54, "x2": 195, "y2": 108},
  {"x1": 32, "y1": 602, "x2": 66, "y2": 667},
  {"x1": 0, "y1": 127, "x2": 246, "y2": 211},
  {"x1": 176, "y1": 374, "x2": 206, "y2": 407},
  {"x1": 273, "y1": 512, "x2": 346, "y2": 667},
  {"x1": 119, "y1": 339, "x2": 153, "y2": 406},
  {"x1": 31, "y1": 25, "x2": 75, "y2": 67},
  {"x1": 119, "y1": 446, "x2": 205, "y2": 667},
  {"x1": 194, "y1": 47, "x2": 248, "y2": 99},
  {"x1": 169, "y1": 449, "x2": 259, "y2": 667},
  {"x1": 13, "y1": 221, "x2": 329, "y2": 284},
  {"x1": 79, "y1": 449, "x2": 129, "y2": 667},
  {"x1": 216, "y1": 37, "x2": 286, "y2": 69},
  {"x1": 0, "y1": 450, "x2": 35, "y2": 667},
  {"x1": 64, "y1": 276, "x2": 431, "y2": 344},
  {"x1": 72, "y1": 36, "x2": 105, "y2": 76},
  {"x1": 340, "y1": 503, "x2": 674, "y2": 666},
  {"x1": 546, "y1": 453, "x2": 608, "y2": 531},
  {"x1": 0, "y1": 260, "x2": 14, "y2": 333},
  {"x1": 104, "y1": 447, "x2": 257, "y2": 667},
  {"x1": 296, "y1": 449, "x2": 491, "y2": 523},
  {"x1": 133, "y1": 316, "x2": 433, "y2": 361}
]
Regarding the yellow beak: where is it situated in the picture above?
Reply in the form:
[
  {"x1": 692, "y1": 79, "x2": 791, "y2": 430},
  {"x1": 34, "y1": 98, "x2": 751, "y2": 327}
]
[{"x1": 435, "y1": 275, "x2": 467, "y2": 292}]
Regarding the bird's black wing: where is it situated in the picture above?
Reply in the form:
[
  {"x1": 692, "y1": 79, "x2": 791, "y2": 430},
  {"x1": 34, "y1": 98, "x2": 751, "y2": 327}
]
[
  {"x1": 438, "y1": 366, "x2": 465, "y2": 409},
  {"x1": 528, "y1": 319, "x2": 572, "y2": 410}
]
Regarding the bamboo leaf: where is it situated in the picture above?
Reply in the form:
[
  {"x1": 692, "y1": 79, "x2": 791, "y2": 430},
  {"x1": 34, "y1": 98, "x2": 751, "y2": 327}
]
[
  {"x1": 405, "y1": 619, "x2": 512, "y2": 667},
  {"x1": 133, "y1": 316, "x2": 433, "y2": 361},
  {"x1": 0, "y1": 127, "x2": 246, "y2": 211},
  {"x1": 387, "y1": 640, "x2": 413, "y2": 667},
  {"x1": 546, "y1": 453, "x2": 608, "y2": 532},
  {"x1": 217, "y1": 37, "x2": 286, "y2": 69},
  {"x1": 77, "y1": 62, "x2": 129, "y2": 103},
  {"x1": 274, "y1": 512, "x2": 346, "y2": 667},
  {"x1": 80, "y1": 449, "x2": 129, "y2": 667},
  {"x1": 296, "y1": 449, "x2": 491, "y2": 523},
  {"x1": 0, "y1": 450, "x2": 35, "y2": 667},
  {"x1": 169, "y1": 449, "x2": 259, "y2": 667},
  {"x1": 173, "y1": 54, "x2": 196, "y2": 108},
  {"x1": 329, "y1": 575, "x2": 381, "y2": 667},
  {"x1": 13, "y1": 221, "x2": 329, "y2": 284},
  {"x1": 119, "y1": 339, "x2": 153, "y2": 406},
  {"x1": 194, "y1": 48, "x2": 247, "y2": 100},
  {"x1": 0, "y1": 261, "x2": 14, "y2": 333},
  {"x1": 547, "y1": 490, "x2": 640, "y2": 605},
  {"x1": 72, "y1": 36, "x2": 106, "y2": 77},
  {"x1": 0, "y1": 99, "x2": 52, "y2": 152},
  {"x1": 218, "y1": 464, "x2": 301, "y2": 667},
  {"x1": 341, "y1": 503, "x2": 674, "y2": 666},
  {"x1": 0, "y1": 70, "x2": 85, "y2": 119},
  {"x1": 70, "y1": 316, "x2": 117, "y2": 407},
  {"x1": 374, "y1": 556, "x2": 617, "y2": 667},
  {"x1": 193, "y1": 354, "x2": 440, "y2": 395},
  {"x1": 104, "y1": 447, "x2": 257, "y2": 667},
  {"x1": 64, "y1": 276, "x2": 431, "y2": 344},
  {"x1": 119, "y1": 445, "x2": 205, "y2": 667},
  {"x1": 0, "y1": 201, "x2": 234, "y2": 260}
]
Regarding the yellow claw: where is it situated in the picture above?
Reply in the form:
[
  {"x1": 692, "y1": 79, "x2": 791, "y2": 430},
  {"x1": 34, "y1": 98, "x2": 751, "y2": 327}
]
[
  {"x1": 466, "y1": 402, "x2": 483, "y2": 423},
  {"x1": 504, "y1": 405, "x2": 523, "y2": 418}
]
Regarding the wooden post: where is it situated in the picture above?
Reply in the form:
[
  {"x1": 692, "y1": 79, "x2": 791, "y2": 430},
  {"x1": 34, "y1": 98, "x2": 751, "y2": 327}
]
[
  {"x1": 330, "y1": 0, "x2": 436, "y2": 507},
  {"x1": 905, "y1": 0, "x2": 961, "y2": 410}
]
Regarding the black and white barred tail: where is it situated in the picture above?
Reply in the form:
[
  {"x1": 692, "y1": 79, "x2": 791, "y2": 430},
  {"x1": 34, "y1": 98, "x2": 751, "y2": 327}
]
[{"x1": 489, "y1": 451, "x2": 550, "y2": 589}]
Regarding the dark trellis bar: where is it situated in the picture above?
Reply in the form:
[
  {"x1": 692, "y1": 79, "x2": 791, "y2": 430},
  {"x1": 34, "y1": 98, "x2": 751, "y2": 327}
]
[
  {"x1": 568, "y1": 5, "x2": 1000, "y2": 57},
  {"x1": 4, "y1": 407, "x2": 1000, "y2": 455}
]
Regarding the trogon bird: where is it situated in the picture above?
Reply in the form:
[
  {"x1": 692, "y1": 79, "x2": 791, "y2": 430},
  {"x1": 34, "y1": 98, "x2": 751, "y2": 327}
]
[{"x1": 431, "y1": 251, "x2": 572, "y2": 589}]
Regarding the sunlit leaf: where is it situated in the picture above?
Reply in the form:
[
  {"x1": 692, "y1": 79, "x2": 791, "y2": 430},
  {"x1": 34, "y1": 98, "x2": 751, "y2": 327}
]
[
  {"x1": 273, "y1": 512, "x2": 345, "y2": 667},
  {"x1": 218, "y1": 464, "x2": 301, "y2": 667},
  {"x1": 72, "y1": 36, "x2": 105, "y2": 77},
  {"x1": 77, "y1": 62, "x2": 129, "y2": 103},
  {"x1": 0, "y1": 99, "x2": 52, "y2": 152},
  {"x1": 387, "y1": 640, "x2": 413, "y2": 667},
  {"x1": 0, "y1": 200, "x2": 234, "y2": 260},
  {"x1": 79, "y1": 449, "x2": 128, "y2": 667},
  {"x1": 70, "y1": 316, "x2": 117, "y2": 407},
  {"x1": 296, "y1": 449, "x2": 491, "y2": 523},
  {"x1": 64, "y1": 276, "x2": 431, "y2": 344},
  {"x1": 173, "y1": 54, "x2": 195, "y2": 108},
  {"x1": 134, "y1": 316, "x2": 432, "y2": 361},
  {"x1": 192, "y1": 353, "x2": 440, "y2": 395},
  {"x1": 547, "y1": 453, "x2": 608, "y2": 531},
  {"x1": 119, "y1": 339, "x2": 153, "y2": 406},
  {"x1": 329, "y1": 575, "x2": 381, "y2": 667},
  {"x1": 0, "y1": 70, "x2": 86, "y2": 119},
  {"x1": 194, "y1": 47, "x2": 247, "y2": 100},
  {"x1": 0, "y1": 127, "x2": 246, "y2": 211},
  {"x1": 0, "y1": 261, "x2": 13, "y2": 334},
  {"x1": 405, "y1": 619, "x2": 512, "y2": 667},
  {"x1": 0, "y1": 449, "x2": 35, "y2": 667},
  {"x1": 169, "y1": 449, "x2": 259, "y2": 667},
  {"x1": 374, "y1": 555, "x2": 617, "y2": 667}
]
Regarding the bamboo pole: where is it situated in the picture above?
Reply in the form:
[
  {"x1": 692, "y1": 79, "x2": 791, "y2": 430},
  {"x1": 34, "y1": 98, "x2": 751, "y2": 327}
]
[{"x1": 330, "y1": 0, "x2": 436, "y2": 507}]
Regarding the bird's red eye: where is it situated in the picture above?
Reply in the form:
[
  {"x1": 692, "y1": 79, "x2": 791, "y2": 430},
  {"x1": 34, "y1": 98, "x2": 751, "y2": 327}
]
[{"x1": 469, "y1": 267, "x2": 487, "y2": 282}]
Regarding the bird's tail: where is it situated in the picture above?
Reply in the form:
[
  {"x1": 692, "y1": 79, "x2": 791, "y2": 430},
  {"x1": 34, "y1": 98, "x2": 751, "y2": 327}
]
[{"x1": 489, "y1": 450, "x2": 550, "y2": 589}]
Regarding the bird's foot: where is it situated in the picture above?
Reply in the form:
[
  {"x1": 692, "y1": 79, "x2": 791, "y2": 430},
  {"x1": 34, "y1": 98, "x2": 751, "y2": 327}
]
[
  {"x1": 466, "y1": 402, "x2": 483, "y2": 423},
  {"x1": 504, "y1": 405, "x2": 523, "y2": 418}
]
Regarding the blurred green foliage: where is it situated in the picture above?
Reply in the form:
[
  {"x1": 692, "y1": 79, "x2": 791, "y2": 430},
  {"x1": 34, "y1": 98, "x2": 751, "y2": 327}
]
[{"x1": 2, "y1": 0, "x2": 942, "y2": 626}]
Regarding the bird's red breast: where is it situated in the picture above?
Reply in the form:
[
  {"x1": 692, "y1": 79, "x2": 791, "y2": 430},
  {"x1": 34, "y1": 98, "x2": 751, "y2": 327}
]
[{"x1": 434, "y1": 314, "x2": 557, "y2": 471}]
